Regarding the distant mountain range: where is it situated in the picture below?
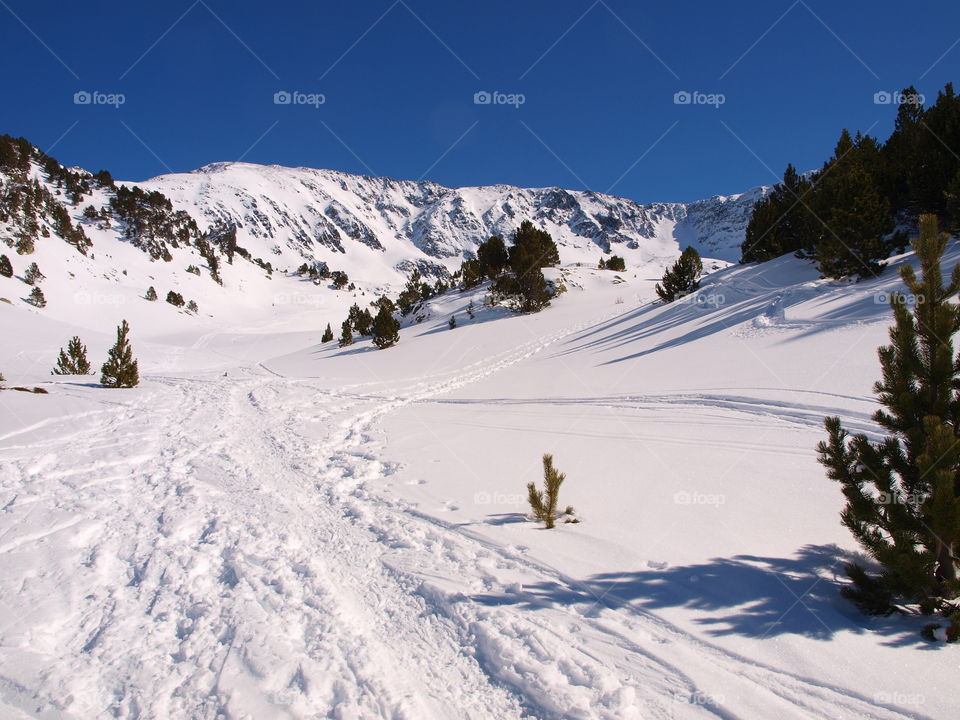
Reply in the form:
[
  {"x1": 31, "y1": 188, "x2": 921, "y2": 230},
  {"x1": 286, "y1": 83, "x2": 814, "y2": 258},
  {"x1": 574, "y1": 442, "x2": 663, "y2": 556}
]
[{"x1": 136, "y1": 161, "x2": 768, "y2": 281}]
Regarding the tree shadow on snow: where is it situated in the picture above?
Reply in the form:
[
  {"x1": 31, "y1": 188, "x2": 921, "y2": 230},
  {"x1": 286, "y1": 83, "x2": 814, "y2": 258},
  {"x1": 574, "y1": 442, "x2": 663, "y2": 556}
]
[
  {"x1": 471, "y1": 543, "x2": 940, "y2": 647},
  {"x1": 479, "y1": 513, "x2": 528, "y2": 526}
]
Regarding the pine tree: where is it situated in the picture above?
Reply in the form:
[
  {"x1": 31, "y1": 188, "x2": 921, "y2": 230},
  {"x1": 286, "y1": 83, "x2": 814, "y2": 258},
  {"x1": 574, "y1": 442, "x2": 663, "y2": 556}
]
[
  {"x1": 338, "y1": 320, "x2": 353, "y2": 348},
  {"x1": 53, "y1": 336, "x2": 92, "y2": 375},
  {"x1": 372, "y1": 295, "x2": 397, "y2": 315},
  {"x1": 348, "y1": 303, "x2": 374, "y2": 336},
  {"x1": 598, "y1": 258, "x2": 606, "y2": 270},
  {"x1": 186, "y1": 300, "x2": 198, "y2": 313},
  {"x1": 0, "y1": 254, "x2": 12, "y2": 278},
  {"x1": 459, "y1": 259, "x2": 483, "y2": 290},
  {"x1": 27, "y1": 286, "x2": 45, "y2": 307},
  {"x1": 527, "y1": 454, "x2": 575, "y2": 529},
  {"x1": 818, "y1": 215, "x2": 960, "y2": 614},
  {"x1": 477, "y1": 235, "x2": 509, "y2": 278},
  {"x1": 448, "y1": 315, "x2": 456, "y2": 329},
  {"x1": 23, "y1": 262, "x2": 44, "y2": 285},
  {"x1": 466, "y1": 299, "x2": 475, "y2": 319},
  {"x1": 166, "y1": 290, "x2": 184, "y2": 308},
  {"x1": 145, "y1": 286, "x2": 157, "y2": 301},
  {"x1": 814, "y1": 137, "x2": 898, "y2": 279},
  {"x1": 371, "y1": 306, "x2": 400, "y2": 349},
  {"x1": 321, "y1": 323, "x2": 334, "y2": 343},
  {"x1": 100, "y1": 320, "x2": 139, "y2": 388},
  {"x1": 510, "y1": 221, "x2": 559, "y2": 269},
  {"x1": 655, "y1": 247, "x2": 703, "y2": 302}
]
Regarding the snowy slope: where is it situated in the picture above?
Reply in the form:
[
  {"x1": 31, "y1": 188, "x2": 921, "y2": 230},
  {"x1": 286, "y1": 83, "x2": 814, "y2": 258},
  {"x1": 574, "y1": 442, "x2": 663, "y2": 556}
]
[
  {"x1": 137, "y1": 162, "x2": 766, "y2": 284},
  {"x1": 0, "y1": 144, "x2": 764, "y2": 351},
  {"x1": 0, "y1": 244, "x2": 954, "y2": 718}
]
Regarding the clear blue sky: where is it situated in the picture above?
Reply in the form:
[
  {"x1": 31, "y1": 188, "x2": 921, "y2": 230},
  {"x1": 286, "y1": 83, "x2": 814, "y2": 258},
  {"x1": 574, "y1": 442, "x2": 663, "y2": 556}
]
[{"x1": 1, "y1": 0, "x2": 957, "y2": 202}]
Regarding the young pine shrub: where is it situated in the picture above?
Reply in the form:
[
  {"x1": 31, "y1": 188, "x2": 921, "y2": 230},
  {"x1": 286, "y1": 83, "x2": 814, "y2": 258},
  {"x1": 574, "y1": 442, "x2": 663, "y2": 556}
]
[
  {"x1": 24, "y1": 262, "x2": 44, "y2": 285},
  {"x1": 53, "y1": 336, "x2": 92, "y2": 375},
  {"x1": 527, "y1": 453, "x2": 576, "y2": 529},
  {"x1": 27, "y1": 286, "x2": 46, "y2": 307}
]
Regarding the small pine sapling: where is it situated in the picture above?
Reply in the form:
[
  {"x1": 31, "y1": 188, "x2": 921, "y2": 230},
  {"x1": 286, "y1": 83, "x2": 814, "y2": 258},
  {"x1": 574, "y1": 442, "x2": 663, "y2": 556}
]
[{"x1": 527, "y1": 454, "x2": 576, "y2": 529}]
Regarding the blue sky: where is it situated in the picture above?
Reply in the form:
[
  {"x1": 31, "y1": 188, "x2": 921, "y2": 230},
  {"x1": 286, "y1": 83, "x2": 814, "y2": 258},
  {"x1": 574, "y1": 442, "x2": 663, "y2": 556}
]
[{"x1": 1, "y1": 0, "x2": 958, "y2": 202}]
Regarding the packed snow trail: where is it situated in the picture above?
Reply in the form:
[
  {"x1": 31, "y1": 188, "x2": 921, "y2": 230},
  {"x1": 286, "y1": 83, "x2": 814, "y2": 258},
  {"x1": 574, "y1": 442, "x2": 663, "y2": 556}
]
[{"x1": 0, "y1": 315, "x2": 932, "y2": 719}]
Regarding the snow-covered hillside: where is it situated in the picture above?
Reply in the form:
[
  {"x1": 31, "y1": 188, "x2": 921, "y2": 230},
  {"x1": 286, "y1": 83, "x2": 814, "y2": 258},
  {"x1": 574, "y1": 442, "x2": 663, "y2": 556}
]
[
  {"x1": 0, "y1": 242, "x2": 955, "y2": 719},
  {"x1": 0, "y1": 137, "x2": 764, "y2": 342},
  {"x1": 137, "y1": 161, "x2": 766, "y2": 285}
]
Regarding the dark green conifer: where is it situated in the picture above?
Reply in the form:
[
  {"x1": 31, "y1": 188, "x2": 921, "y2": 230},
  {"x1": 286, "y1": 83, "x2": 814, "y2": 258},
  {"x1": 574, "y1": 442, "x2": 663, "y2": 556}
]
[
  {"x1": 338, "y1": 320, "x2": 353, "y2": 348},
  {"x1": 818, "y1": 215, "x2": 960, "y2": 613},
  {"x1": 371, "y1": 306, "x2": 400, "y2": 349},
  {"x1": 655, "y1": 247, "x2": 703, "y2": 302},
  {"x1": 100, "y1": 320, "x2": 139, "y2": 388},
  {"x1": 27, "y1": 286, "x2": 45, "y2": 307},
  {"x1": 53, "y1": 336, "x2": 91, "y2": 375}
]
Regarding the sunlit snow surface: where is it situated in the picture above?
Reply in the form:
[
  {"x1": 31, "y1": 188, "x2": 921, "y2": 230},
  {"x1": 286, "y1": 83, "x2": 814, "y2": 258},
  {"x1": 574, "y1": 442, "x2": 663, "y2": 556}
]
[{"x1": 1, "y1": 236, "x2": 954, "y2": 719}]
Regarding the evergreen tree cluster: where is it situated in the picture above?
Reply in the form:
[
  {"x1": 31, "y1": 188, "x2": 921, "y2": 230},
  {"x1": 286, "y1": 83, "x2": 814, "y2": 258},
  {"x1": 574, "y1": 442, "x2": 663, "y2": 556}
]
[
  {"x1": 489, "y1": 221, "x2": 560, "y2": 313},
  {"x1": 743, "y1": 84, "x2": 960, "y2": 278},
  {"x1": 45, "y1": 321, "x2": 139, "y2": 388},
  {"x1": 331, "y1": 270, "x2": 349, "y2": 289},
  {"x1": 397, "y1": 268, "x2": 436, "y2": 316},
  {"x1": 297, "y1": 260, "x2": 330, "y2": 282},
  {"x1": 599, "y1": 255, "x2": 626, "y2": 271},
  {"x1": 110, "y1": 185, "x2": 200, "y2": 261},
  {"x1": 819, "y1": 216, "x2": 960, "y2": 616},
  {"x1": 0, "y1": 135, "x2": 91, "y2": 256},
  {"x1": 334, "y1": 299, "x2": 400, "y2": 350},
  {"x1": 163, "y1": 290, "x2": 197, "y2": 312}
]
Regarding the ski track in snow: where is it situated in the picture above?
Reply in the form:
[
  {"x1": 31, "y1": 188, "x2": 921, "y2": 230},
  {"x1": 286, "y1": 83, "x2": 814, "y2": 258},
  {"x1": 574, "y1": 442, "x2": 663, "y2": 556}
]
[{"x1": 0, "y1": 314, "x2": 929, "y2": 720}]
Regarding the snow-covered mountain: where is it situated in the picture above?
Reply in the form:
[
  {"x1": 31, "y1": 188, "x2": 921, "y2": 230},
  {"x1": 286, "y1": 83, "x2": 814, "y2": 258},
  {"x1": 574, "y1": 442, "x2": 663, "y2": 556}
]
[
  {"x1": 136, "y1": 161, "x2": 767, "y2": 282},
  {"x1": 0, "y1": 135, "x2": 767, "y2": 334}
]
